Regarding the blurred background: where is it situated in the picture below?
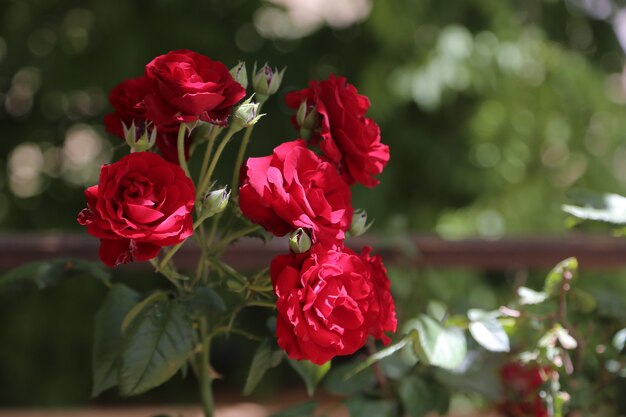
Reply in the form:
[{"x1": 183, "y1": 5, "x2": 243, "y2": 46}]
[{"x1": 1, "y1": 0, "x2": 626, "y2": 410}]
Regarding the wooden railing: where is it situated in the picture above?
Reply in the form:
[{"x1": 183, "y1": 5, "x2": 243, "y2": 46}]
[{"x1": 1, "y1": 233, "x2": 626, "y2": 271}]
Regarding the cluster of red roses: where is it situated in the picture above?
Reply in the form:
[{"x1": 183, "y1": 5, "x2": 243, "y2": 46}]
[
  {"x1": 499, "y1": 362, "x2": 552, "y2": 417},
  {"x1": 77, "y1": 49, "x2": 396, "y2": 364},
  {"x1": 239, "y1": 77, "x2": 396, "y2": 364}
]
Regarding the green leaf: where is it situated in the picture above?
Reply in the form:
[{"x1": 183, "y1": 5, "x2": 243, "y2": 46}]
[
  {"x1": 0, "y1": 258, "x2": 111, "y2": 294},
  {"x1": 323, "y1": 360, "x2": 377, "y2": 396},
  {"x1": 398, "y1": 375, "x2": 450, "y2": 417},
  {"x1": 468, "y1": 309, "x2": 510, "y2": 353},
  {"x1": 426, "y1": 300, "x2": 448, "y2": 322},
  {"x1": 243, "y1": 339, "x2": 284, "y2": 395},
  {"x1": 345, "y1": 396, "x2": 396, "y2": 417},
  {"x1": 544, "y1": 257, "x2": 577, "y2": 297},
  {"x1": 184, "y1": 287, "x2": 226, "y2": 318},
  {"x1": 269, "y1": 400, "x2": 317, "y2": 417},
  {"x1": 562, "y1": 191, "x2": 626, "y2": 224},
  {"x1": 346, "y1": 337, "x2": 411, "y2": 377},
  {"x1": 118, "y1": 299, "x2": 193, "y2": 396},
  {"x1": 409, "y1": 315, "x2": 467, "y2": 370},
  {"x1": 517, "y1": 286, "x2": 548, "y2": 305},
  {"x1": 434, "y1": 351, "x2": 504, "y2": 400},
  {"x1": 288, "y1": 359, "x2": 331, "y2": 397},
  {"x1": 92, "y1": 284, "x2": 140, "y2": 397},
  {"x1": 121, "y1": 291, "x2": 168, "y2": 334}
]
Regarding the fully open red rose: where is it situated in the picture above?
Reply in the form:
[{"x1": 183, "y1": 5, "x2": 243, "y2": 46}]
[
  {"x1": 77, "y1": 152, "x2": 195, "y2": 267},
  {"x1": 239, "y1": 139, "x2": 352, "y2": 245},
  {"x1": 286, "y1": 75, "x2": 389, "y2": 187},
  {"x1": 270, "y1": 245, "x2": 397, "y2": 365},
  {"x1": 144, "y1": 49, "x2": 246, "y2": 127}
]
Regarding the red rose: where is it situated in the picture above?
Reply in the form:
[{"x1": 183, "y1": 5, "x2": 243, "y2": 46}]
[
  {"x1": 77, "y1": 152, "x2": 195, "y2": 267},
  {"x1": 103, "y1": 76, "x2": 151, "y2": 139},
  {"x1": 286, "y1": 75, "x2": 389, "y2": 187},
  {"x1": 103, "y1": 76, "x2": 192, "y2": 163},
  {"x1": 270, "y1": 245, "x2": 397, "y2": 365},
  {"x1": 239, "y1": 139, "x2": 353, "y2": 245},
  {"x1": 144, "y1": 49, "x2": 246, "y2": 127},
  {"x1": 499, "y1": 362, "x2": 552, "y2": 417}
]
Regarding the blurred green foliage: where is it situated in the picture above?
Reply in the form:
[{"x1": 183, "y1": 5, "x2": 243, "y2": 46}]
[{"x1": 1, "y1": 0, "x2": 626, "y2": 236}]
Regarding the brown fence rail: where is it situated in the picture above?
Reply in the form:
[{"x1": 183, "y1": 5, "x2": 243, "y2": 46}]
[{"x1": 1, "y1": 233, "x2": 626, "y2": 271}]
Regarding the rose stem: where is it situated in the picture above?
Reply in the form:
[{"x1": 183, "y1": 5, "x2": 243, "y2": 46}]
[{"x1": 177, "y1": 123, "x2": 191, "y2": 178}]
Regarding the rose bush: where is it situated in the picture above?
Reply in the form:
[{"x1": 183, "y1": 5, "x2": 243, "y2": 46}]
[
  {"x1": 77, "y1": 151, "x2": 195, "y2": 266},
  {"x1": 286, "y1": 75, "x2": 389, "y2": 187},
  {"x1": 270, "y1": 244, "x2": 397, "y2": 365},
  {"x1": 239, "y1": 139, "x2": 353, "y2": 245}
]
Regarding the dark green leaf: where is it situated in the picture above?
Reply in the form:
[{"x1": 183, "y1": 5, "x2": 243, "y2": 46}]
[
  {"x1": 288, "y1": 359, "x2": 331, "y2": 397},
  {"x1": 409, "y1": 315, "x2": 467, "y2": 370},
  {"x1": 434, "y1": 351, "x2": 504, "y2": 400},
  {"x1": 346, "y1": 337, "x2": 410, "y2": 377},
  {"x1": 121, "y1": 291, "x2": 168, "y2": 334},
  {"x1": 563, "y1": 191, "x2": 626, "y2": 224},
  {"x1": 269, "y1": 400, "x2": 317, "y2": 417},
  {"x1": 243, "y1": 339, "x2": 284, "y2": 395},
  {"x1": 119, "y1": 299, "x2": 193, "y2": 396},
  {"x1": 0, "y1": 258, "x2": 111, "y2": 294},
  {"x1": 544, "y1": 257, "x2": 577, "y2": 297},
  {"x1": 185, "y1": 287, "x2": 226, "y2": 318},
  {"x1": 398, "y1": 375, "x2": 450, "y2": 417},
  {"x1": 323, "y1": 360, "x2": 377, "y2": 396},
  {"x1": 345, "y1": 396, "x2": 396, "y2": 417},
  {"x1": 92, "y1": 284, "x2": 140, "y2": 397}
]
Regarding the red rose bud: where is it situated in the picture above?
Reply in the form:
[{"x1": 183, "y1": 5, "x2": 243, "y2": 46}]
[
  {"x1": 288, "y1": 228, "x2": 312, "y2": 254},
  {"x1": 77, "y1": 152, "x2": 195, "y2": 267},
  {"x1": 349, "y1": 208, "x2": 372, "y2": 237},
  {"x1": 232, "y1": 97, "x2": 264, "y2": 131},
  {"x1": 230, "y1": 62, "x2": 248, "y2": 90},
  {"x1": 252, "y1": 63, "x2": 285, "y2": 103},
  {"x1": 203, "y1": 185, "x2": 230, "y2": 217},
  {"x1": 296, "y1": 101, "x2": 321, "y2": 140},
  {"x1": 123, "y1": 121, "x2": 157, "y2": 152}
]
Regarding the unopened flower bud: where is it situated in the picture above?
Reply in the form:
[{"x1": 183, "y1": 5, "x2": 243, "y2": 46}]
[
  {"x1": 288, "y1": 228, "x2": 312, "y2": 254},
  {"x1": 296, "y1": 101, "x2": 321, "y2": 140},
  {"x1": 123, "y1": 121, "x2": 157, "y2": 152},
  {"x1": 230, "y1": 62, "x2": 248, "y2": 90},
  {"x1": 349, "y1": 209, "x2": 372, "y2": 237},
  {"x1": 252, "y1": 63, "x2": 285, "y2": 103},
  {"x1": 232, "y1": 97, "x2": 264, "y2": 131},
  {"x1": 203, "y1": 186, "x2": 230, "y2": 217}
]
